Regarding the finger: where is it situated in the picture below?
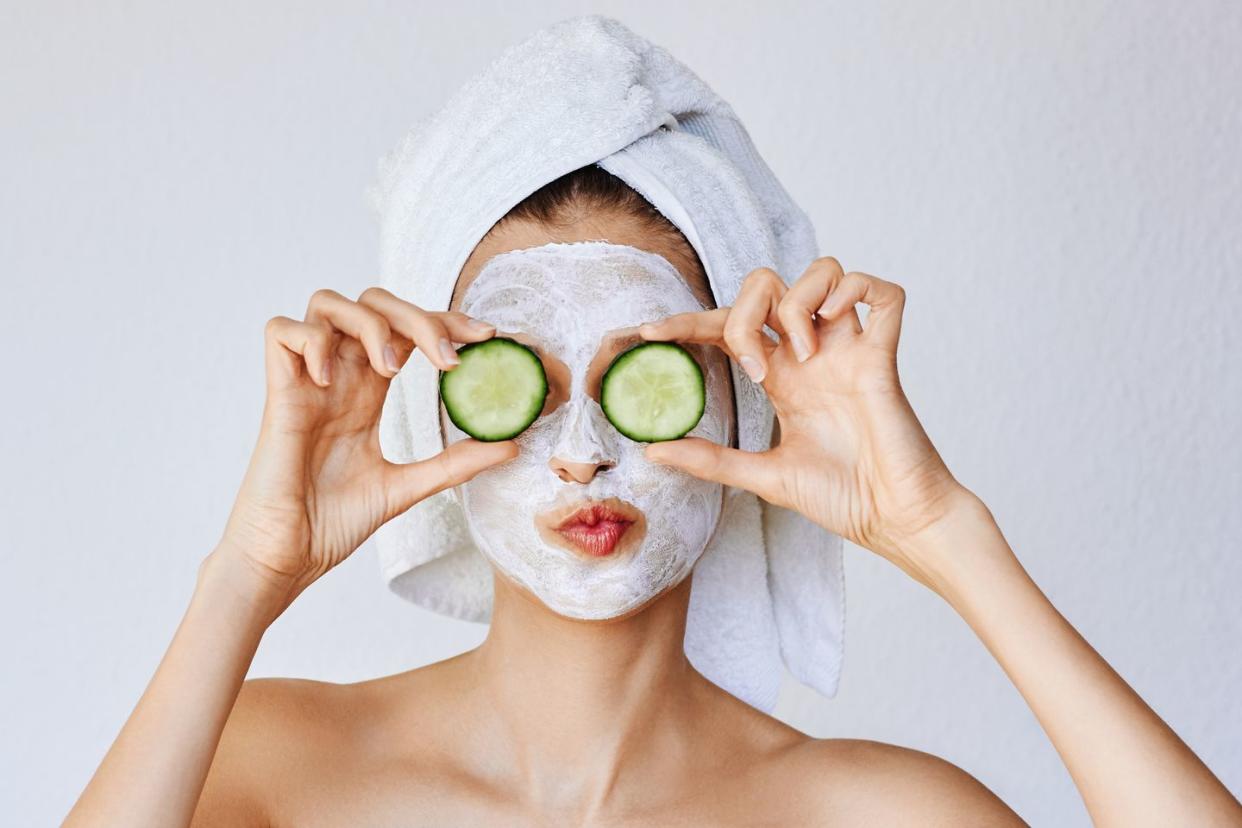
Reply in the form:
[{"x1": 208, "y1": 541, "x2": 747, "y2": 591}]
[
  {"x1": 305, "y1": 289, "x2": 399, "y2": 377},
  {"x1": 358, "y1": 287, "x2": 496, "y2": 372},
  {"x1": 264, "y1": 315, "x2": 336, "y2": 387},
  {"x1": 638, "y1": 307, "x2": 737, "y2": 359},
  {"x1": 778, "y1": 256, "x2": 844, "y2": 363},
  {"x1": 818, "y1": 271, "x2": 907, "y2": 352},
  {"x1": 724, "y1": 267, "x2": 787, "y2": 383},
  {"x1": 644, "y1": 437, "x2": 779, "y2": 500},
  {"x1": 384, "y1": 438, "x2": 520, "y2": 515}
]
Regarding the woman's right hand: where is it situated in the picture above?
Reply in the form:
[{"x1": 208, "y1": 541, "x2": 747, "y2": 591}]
[{"x1": 212, "y1": 286, "x2": 518, "y2": 614}]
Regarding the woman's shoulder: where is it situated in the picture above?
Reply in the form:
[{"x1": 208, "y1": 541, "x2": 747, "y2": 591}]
[
  {"x1": 767, "y1": 736, "x2": 1025, "y2": 825},
  {"x1": 677, "y1": 677, "x2": 1023, "y2": 824},
  {"x1": 191, "y1": 676, "x2": 346, "y2": 824},
  {"x1": 194, "y1": 666, "x2": 460, "y2": 825},
  {"x1": 226, "y1": 659, "x2": 458, "y2": 742},
  {"x1": 204, "y1": 675, "x2": 387, "y2": 775}
]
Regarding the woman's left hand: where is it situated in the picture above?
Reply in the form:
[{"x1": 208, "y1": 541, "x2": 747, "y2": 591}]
[
  {"x1": 645, "y1": 259, "x2": 1242, "y2": 826},
  {"x1": 639, "y1": 257, "x2": 973, "y2": 586}
]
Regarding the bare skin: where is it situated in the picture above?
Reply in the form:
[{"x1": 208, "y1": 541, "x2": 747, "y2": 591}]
[{"x1": 63, "y1": 213, "x2": 1241, "y2": 827}]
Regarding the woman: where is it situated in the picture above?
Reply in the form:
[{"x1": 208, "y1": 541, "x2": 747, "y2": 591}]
[
  {"x1": 64, "y1": 162, "x2": 1241, "y2": 826},
  {"x1": 66, "y1": 13, "x2": 1241, "y2": 824}
]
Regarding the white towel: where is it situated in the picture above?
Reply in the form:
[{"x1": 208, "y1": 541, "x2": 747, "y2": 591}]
[{"x1": 367, "y1": 14, "x2": 845, "y2": 713}]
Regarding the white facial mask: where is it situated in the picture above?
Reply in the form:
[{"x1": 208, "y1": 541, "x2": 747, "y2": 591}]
[{"x1": 439, "y1": 240, "x2": 735, "y2": 620}]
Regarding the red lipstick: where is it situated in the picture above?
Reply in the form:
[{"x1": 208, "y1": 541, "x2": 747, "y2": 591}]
[{"x1": 555, "y1": 503, "x2": 637, "y2": 557}]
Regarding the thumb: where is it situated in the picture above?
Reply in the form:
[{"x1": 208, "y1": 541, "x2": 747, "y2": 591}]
[
  {"x1": 644, "y1": 437, "x2": 777, "y2": 500},
  {"x1": 384, "y1": 438, "x2": 519, "y2": 516}
]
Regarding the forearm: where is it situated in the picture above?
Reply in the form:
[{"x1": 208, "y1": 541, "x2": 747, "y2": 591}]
[
  {"x1": 64, "y1": 548, "x2": 284, "y2": 827},
  {"x1": 912, "y1": 492, "x2": 1242, "y2": 827}
]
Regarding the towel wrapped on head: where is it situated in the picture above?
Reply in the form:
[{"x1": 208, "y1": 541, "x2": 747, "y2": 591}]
[{"x1": 368, "y1": 13, "x2": 845, "y2": 714}]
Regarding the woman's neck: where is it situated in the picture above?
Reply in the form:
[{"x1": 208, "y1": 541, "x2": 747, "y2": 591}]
[{"x1": 460, "y1": 571, "x2": 708, "y2": 814}]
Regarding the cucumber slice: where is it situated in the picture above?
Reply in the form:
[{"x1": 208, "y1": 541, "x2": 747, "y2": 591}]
[
  {"x1": 439, "y1": 337, "x2": 548, "y2": 442},
  {"x1": 601, "y1": 342, "x2": 705, "y2": 442}
]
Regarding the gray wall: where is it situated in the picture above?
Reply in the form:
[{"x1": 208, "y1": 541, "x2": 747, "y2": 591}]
[{"x1": 2, "y1": 2, "x2": 1239, "y2": 824}]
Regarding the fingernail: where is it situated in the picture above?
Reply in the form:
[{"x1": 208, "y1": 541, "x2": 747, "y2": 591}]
[
  {"x1": 638, "y1": 323, "x2": 656, "y2": 337},
  {"x1": 383, "y1": 343, "x2": 400, "y2": 374},
  {"x1": 438, "y1": 338, "x2": 460, "y2": 367},
  {"x1": 320, "y1": 357, "x2": 332, "y2": 384},
  {"x1": 790, "y1": 333, "x2": 810, "y2": 363},
  {"x1": 467, "y1": 318, "x2": 494, "y2": 332},
  {"x1": 739, "y1": 354, "x2": 765, "y2": 383}
]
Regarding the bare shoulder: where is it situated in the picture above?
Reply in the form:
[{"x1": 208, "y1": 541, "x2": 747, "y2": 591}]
[
  {"x1": 231, "y1": 674, "x2": 380, "y2": 729},
  {"x1": 192, "y1": 661, "x2": 463, "y2": 825},
  {"x1": 191, "y1": 676, "x2": 380, "y2": 826},
  {"x1": 779, "y1": 737, "x2": 1027, "y2": 826},
  {"x1": 683, "y1": 682, "x2": 1024, "y2": 825},
  {"x1": 213, "y1": 661, "x2": 450, "y2": 749}
]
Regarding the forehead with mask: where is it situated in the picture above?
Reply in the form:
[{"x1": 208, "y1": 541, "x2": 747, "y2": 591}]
[{"x1": 441, "y1": 212, "x2": 737, "y2": 621}]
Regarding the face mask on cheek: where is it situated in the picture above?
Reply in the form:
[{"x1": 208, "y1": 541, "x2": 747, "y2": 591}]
[{"x1": 438, "y1": 241, "x2": 735, "y2": 620}]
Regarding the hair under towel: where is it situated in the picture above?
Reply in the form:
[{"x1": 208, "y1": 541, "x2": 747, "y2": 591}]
[{"x1": 367, "y1": 14, "x2": 845, "y2": 713}]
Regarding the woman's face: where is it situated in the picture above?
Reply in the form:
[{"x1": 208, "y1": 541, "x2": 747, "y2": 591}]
[{"x1": 441, "y1": 229, "x2": 736, "y2": 621}]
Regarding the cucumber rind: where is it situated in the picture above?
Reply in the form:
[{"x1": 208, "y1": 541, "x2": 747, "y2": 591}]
[
  {"x1": 439, "y1": 337, "x2": 548, "y2": 442},
  {"x1": 600, "y1": 342, "x2": 706, "y2": 443}
]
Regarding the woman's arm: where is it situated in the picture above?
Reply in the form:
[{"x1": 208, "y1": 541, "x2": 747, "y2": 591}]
[
  {"x1": 911, "y1": 488, "x2": 1242, "y2": 826},
  {"x1": 63, "y1": 287, "x2": 515, "y2": 827},
  {"x1": 638, "y1": 257, "x2": 1242, "y2": 825},
  {"x1": 63, "y1": 549, "x2": 283, "y2": 826}
]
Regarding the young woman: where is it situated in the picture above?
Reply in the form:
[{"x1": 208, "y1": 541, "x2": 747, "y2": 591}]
[{"x1": 65, "y1": 167, "x2": 1242, "y2": 826}]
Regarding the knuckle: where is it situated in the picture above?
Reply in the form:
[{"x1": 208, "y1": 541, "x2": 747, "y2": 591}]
[
  {"x1": 427, "y1": 315, "x2": 451, "y2": 337},
  {"x1": 776, "y1": 287, "x2": 802, "y2": 311},
  {"x1": 307, "y1": 325, "x2": 333, "y2": 350},
  {"x1": 808, "y1": 256, "x2": 844, "y2": 279},
  {"x1": 436, "y1": 448, "x2": 462, "y2": 488},
  {"x1": 363, "y1": 312, "x2": 392, "y2": 341},
  {"x1": 743, "y1": 267, "x2": 778, "y2": 288},
  {"x1": 308, "y1": 322, "x2": 332, "y2": 347},
  {"x1": 357, "y1": 285, "x2": 389, "y2": 305},
  {"x1": 721, "y1": 313, "x2": 750, "y2": 340},
  {"x1": 403, "y1": 305, "x2": 434, "y2": 334},
  {"x1": 408, "y1": 318, "x2": 443, "y2": 348},
  {"x1": 264, "y1": 315, "x2": 287, "y2": 337},
  {"x1": 775, "y1": 300, "x2": 804, "y2": 329},
  {"x1": 308, "y1": 287, "x2": 339, "y2": 307},
  {"x1": 721, "y1": 329, "x2": 754, "y2": 356},
  {"x1": 838, "y1": 273, "x2": 865, "y2": 296}
]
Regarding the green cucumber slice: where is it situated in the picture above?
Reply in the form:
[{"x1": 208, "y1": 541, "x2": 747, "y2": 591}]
[
  {"x1": 439, "y1": 337, "x2": 548, "y2": 442},
  {"x1": 601, "y1": 342, "x2": 705, "y2": 442}
]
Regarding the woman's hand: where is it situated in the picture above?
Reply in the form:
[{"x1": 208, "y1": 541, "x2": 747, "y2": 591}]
[
  {"x1": 639, "y1": 257, "x2": 973, "y2": 588},
  {"x1": 643, "y1": 259, "x2": 1242, "y2": 824},
  {"x1": 215, "y1": 286, "x2": 518, "y2": 612}
]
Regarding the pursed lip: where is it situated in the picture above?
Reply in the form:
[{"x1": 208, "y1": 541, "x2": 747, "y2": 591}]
[{"x1": 546, "y1": 497, "x2": 643, "y2": 558}]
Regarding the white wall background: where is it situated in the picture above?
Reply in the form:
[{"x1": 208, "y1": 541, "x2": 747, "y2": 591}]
[{"x1": 3, "y1": 2, "x2": 1239, "y2": 824}]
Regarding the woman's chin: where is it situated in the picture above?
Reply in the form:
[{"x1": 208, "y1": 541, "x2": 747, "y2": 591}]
[{"x1": 531, "y1": 564, "x2": 698, "y2": 623}]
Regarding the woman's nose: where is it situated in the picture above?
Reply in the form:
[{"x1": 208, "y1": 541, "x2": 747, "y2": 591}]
[
  {"x1": 548, "y1": 456, "x2": 616, "y2": 484},
  {"x1": 547, "y1": 396, "x2": 617, "y2": 483}
]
